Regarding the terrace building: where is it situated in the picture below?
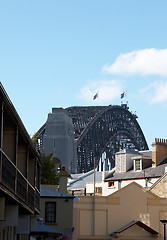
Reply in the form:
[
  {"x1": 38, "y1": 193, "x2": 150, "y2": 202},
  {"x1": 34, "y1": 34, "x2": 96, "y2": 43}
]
[
  {"x1": 0, "y1": 83, "x2": 40, "y2": 240},
  {"x1": 68, "y1": 138, "x2": 167, "y2": 197}
]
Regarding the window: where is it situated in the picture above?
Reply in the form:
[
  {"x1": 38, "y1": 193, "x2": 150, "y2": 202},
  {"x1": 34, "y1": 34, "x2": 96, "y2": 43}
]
[
  {"x1": 135, "y1": 159, "x2": 141, "y2": 171},
  {"x1": 95, "y1": 187, "x2": 102, "y2": 194},
  {"x1": 45, "y1": 202, "x2": 56, "y2": 222},
  {"x1": 108, "y1": 181, "x2": 114, "y2": 188}
]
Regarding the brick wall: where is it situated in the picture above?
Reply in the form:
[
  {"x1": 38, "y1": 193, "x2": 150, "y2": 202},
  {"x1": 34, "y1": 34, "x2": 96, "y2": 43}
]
[{"x1": 152, "y1": 138, "x2": 167, "y2": 166}]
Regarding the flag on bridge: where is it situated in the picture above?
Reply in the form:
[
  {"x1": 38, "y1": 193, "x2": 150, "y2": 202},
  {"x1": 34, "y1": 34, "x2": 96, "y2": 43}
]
[
  {"x1": 121, "y1": 91, "x2": 127, "y2": 99},
  {"x1": 93, "y1": 92, "x2": 99, "y2": 100}
]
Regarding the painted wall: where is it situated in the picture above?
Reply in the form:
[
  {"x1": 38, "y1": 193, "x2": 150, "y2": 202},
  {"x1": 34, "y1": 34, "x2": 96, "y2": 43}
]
[
  {"x1": 73, "y1": 182, "x2": 167, "y2": 240},
  {"x1": 85, "y1": 177, "x2": 159, "y2": 197},
  {"x1": 39, "y1": 197, "x2": 73, "y2": 233}
]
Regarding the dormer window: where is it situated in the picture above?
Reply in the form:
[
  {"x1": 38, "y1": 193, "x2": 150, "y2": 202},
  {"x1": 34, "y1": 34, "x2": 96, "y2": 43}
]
[{"x1": 134, "y1": 159, "x2": 142, "y2": 171}]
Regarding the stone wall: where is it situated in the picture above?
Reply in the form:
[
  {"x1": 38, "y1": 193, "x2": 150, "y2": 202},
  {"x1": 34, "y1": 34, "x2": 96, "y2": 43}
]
[{"x1": 150, "y1": 173, "x2": 167, "y2": 197}]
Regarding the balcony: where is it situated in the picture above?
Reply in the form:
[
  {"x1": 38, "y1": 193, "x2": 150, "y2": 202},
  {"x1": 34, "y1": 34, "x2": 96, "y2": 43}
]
[{"x1": 0, "y1": 149, "x2": 40, "y2": 212}]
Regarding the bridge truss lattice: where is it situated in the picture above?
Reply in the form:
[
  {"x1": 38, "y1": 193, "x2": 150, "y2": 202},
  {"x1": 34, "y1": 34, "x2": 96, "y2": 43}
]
[
  {"x1": 66, "y1": 104, "x2": 148, "y2": 173},
  {"x1": 35, "y1": 104, "x2": 148, "y2": 173}
]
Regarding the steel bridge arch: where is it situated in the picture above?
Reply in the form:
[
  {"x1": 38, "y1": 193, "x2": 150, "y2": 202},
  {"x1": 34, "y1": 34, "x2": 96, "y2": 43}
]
[{"x1": 76, "y1": 105, "x2": 148, "y2": 173}]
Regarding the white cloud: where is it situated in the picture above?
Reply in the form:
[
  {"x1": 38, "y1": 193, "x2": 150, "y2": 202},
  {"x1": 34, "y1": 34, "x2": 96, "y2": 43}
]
[
  {"x1": 103, "y1": 49, "x2": 167, "y2": 76},
  {"x1": 78, "y1": 80, "x2": 122, "y2": 103},
  {"x1": 140, "y1": 80, "x2": 167, "y2": 104}
]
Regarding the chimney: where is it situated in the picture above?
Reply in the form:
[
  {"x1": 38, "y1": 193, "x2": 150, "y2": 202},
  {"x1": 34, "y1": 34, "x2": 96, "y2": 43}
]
[
  {"x1": 58, "y1": 166, "x2": 71, "y2": 193},
  {"x1": 152, "y1": 138, "x2": 167, "y2": 166}
]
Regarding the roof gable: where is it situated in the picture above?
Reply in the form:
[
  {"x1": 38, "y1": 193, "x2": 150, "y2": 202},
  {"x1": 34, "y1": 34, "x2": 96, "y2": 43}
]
[
  {"x1": 107, "y1": 182, "x2": 160, "y2": 199},
  {"x1": 111, "y1": 221, "x2": 158, "y2": 237}
]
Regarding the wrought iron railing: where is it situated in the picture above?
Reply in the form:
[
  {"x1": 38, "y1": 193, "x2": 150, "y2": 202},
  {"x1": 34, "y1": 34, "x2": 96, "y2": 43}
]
[
  {"x1": 2, "y1": 153, "x2": 16, "y2": 192},
  {"x1": 0, "y1": 149, "x2": 39, "y2": 212},
  {"x1": 35, "y1": 190, "x2": 40, "y2": 210},
  {"x1": 28, "y1": 184, "x2": 35, "y2": 209},
  {"x1": 17, "y1": 171, "x2": 27, "y2": 202}
]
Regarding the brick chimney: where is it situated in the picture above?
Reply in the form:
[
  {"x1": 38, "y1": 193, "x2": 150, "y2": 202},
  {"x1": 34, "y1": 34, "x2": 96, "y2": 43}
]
[
  {"x1": 152, "y1": 138, "x2": 167, "y2": 166},
  {"x1": 58, "y1": 166, "x2": 71, "y2": 193}
]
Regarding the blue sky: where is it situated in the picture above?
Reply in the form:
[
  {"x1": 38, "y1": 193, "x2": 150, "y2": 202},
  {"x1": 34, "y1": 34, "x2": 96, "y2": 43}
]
[{"x1": 1, "y1": 0, "x2": 167, "y2": 149}]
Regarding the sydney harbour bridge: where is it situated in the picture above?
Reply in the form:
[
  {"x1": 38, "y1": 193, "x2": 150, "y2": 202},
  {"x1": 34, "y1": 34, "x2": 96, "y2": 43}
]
[{"x1": 35, "y1": 104, "x2": 148, "y2": 173}]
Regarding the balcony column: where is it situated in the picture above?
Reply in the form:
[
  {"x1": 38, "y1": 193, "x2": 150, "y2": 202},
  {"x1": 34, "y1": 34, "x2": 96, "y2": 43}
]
[
  {"x1": 34, "y1": 157, "x2": 37, "y2": 189},
  {"x1": 0, "y1": 102, "x2": 4, "y2": 182},
  {"x1": 34, "y1": 157, "x2": 38, "y2": 208},
  {"x1": 15, "y1": 127, "x2": 19, "y2": 193},
  {"x1": 36, "y1": 160, "x2": 40, "y2": 190},
  {"x1": 26, "y1": 146, "x2": 29, "y2": 179},
  {"x1": 0, "y1": 102, "x2": 4, "y2": 149},
  {"x1": 26, "y1": 146, "x2": 29, "y2": 204},
  {"x1": 15, "y1": 127, "x2": 18, "y2": 193},
  {"x1": 15, "y1": 127, "x2": 18, "y2": 165}
]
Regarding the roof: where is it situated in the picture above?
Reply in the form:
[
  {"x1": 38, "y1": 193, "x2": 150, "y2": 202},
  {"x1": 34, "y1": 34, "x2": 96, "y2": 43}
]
[
  {"x1": 115, "y1": 149, "x2": 142, "y2": 155},
  {"x1": 31, "y1": 222, "x2": 62, "y2": 236},
  {"x1": 115, "y1": 149, "x2": 152, "y2": 157},
  {"x1": 67, "y1": 170, "x2": 107, "y2": 190},
  {"x1": 40, "y1": 185, "x2": 74, "y2": 198},
  {"x1": 105, "y1": 163, "x2": 167, "y2": 181},
  {"x1": 139, "y1": 150, "x2": 152, "y2": 158},
  {"x1": 0, "y1": 82, "x2": 40, "y2": 158},
  {"x1": 70, "y1": 173, "x2": 83, "y2": 180},
  {"x1": 111, "y1": 220, "x2": 158, "y2": 235}
]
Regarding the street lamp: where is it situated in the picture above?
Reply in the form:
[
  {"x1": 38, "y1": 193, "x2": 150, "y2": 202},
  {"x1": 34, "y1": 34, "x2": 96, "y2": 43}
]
[{"x1": 160, "y1": 220, "x2": 167, "y2": 240}]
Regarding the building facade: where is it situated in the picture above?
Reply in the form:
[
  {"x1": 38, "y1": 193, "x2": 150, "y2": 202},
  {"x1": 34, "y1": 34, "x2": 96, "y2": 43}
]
[
  {"x1": 34, "y1": 185, "x2": 74, "y2": 233},
  {"x1": 73, "y1": 182, "x2": 167, "y2": 240},
  {"x1": 68, "y1": 138, "x2": 167, "y2": 197},
  {"x1": 0, "y1": 83, "x2": 40, "y2": 240},
  {"x1": 104, "y1": 138, "x2": 167, "y2": 195}
]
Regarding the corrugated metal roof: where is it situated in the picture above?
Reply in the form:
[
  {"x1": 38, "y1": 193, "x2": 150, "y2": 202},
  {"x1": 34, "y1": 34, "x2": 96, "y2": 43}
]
[
  {"x1": 68, "y1": 170, "x2": 107, "y2": 189},
  {"x1": 40, "y1": 186, "x2": 74, "y2": 198}
]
